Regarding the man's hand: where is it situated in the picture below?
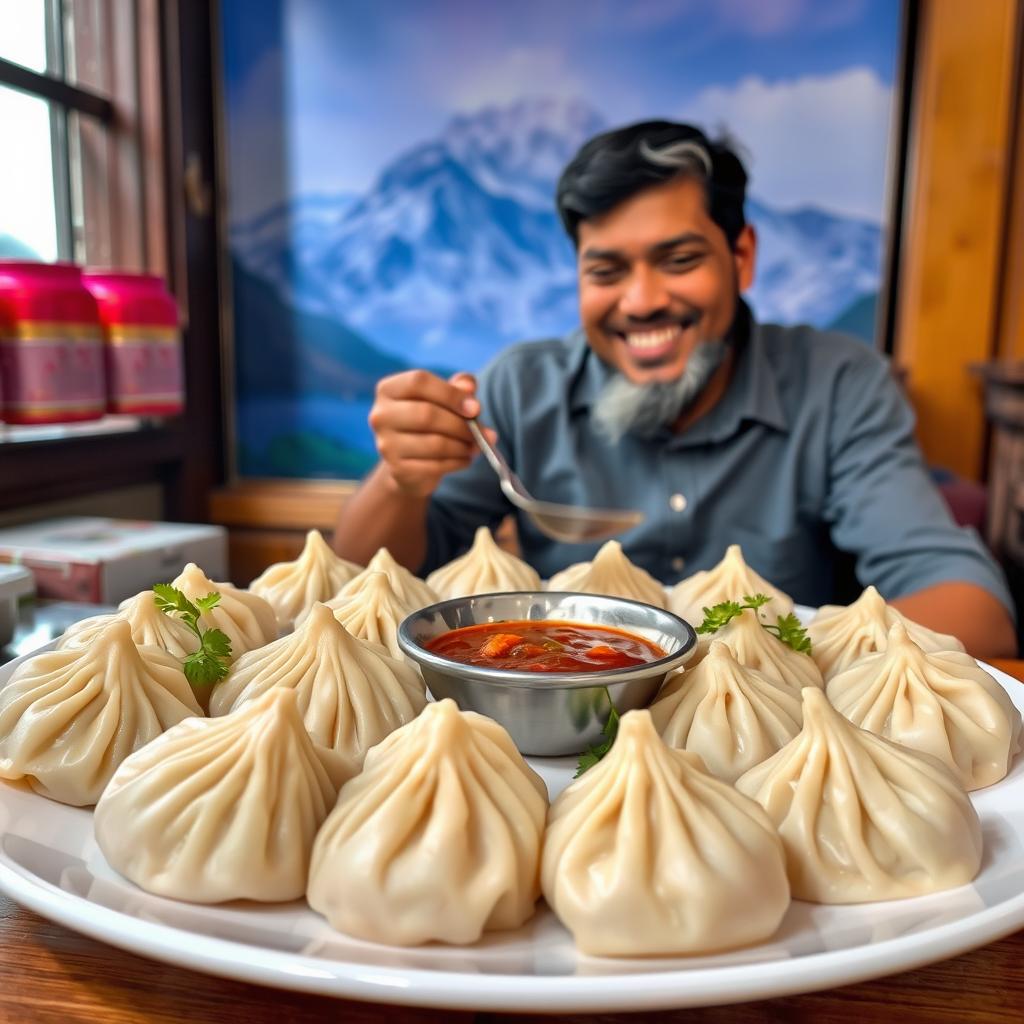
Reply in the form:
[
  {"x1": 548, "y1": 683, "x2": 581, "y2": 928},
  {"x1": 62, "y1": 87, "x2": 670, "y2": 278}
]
[{"x1": 368, "y1": 370, "x2": 498, "y2": 497}]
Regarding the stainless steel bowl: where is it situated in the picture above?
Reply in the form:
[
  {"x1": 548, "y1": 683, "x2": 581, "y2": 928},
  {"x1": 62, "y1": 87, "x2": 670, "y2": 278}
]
[{"x1": 398, "y1": 591, "x2": 697, "y2": 757}]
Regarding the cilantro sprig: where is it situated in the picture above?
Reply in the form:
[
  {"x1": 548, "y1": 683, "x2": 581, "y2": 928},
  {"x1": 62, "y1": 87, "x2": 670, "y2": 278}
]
[
  {"x1": 763, "y1": 612, "x2": 813, "y2": 654},
  {"x1": 696, "y1": 593, "x2": 812, "y2": 655},
  {"x1": 575, "y1": 701, "x2": 620, "y2": 778},
  {"x1": 153, "y1": 584, "x2": 233, "y2": 686}
]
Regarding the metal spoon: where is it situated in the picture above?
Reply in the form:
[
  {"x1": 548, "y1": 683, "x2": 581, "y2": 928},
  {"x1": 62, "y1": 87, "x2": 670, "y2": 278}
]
[{"x1": 466, "y1": 418, "x2": 645, "y2": 544}]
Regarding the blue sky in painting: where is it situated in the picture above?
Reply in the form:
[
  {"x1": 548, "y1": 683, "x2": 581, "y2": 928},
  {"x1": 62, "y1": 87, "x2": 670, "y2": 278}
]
[{"x1": 221, "y1": 0, "x2": 901, "y2": 221}]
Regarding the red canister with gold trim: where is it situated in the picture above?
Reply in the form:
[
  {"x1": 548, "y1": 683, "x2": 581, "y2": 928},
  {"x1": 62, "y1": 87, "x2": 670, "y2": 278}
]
[
  {"x1": 0, "y1": 262, "x2": 106, "y2": 424},
  {"x1": 82, "y1": 271, "x2": 184, "y2": 416}
]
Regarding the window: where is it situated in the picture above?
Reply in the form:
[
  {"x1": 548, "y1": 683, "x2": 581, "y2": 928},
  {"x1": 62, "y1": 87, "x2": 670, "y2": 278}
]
[
  {"x1": 0, "y1": 0, "x2": 163, "y2": 272},
  {"x1": 0, "y1": 1, "x2": 191, "y2": 513}
]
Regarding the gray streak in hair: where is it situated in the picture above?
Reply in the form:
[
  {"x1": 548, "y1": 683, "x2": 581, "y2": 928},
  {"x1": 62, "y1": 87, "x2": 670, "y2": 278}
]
[{"x1": 638, "y1": 138, "x2": 712, "y2": 176}]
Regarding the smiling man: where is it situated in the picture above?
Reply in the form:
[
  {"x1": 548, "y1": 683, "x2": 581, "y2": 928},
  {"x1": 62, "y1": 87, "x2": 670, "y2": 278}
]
[{"x1": 334, "y1": 121, "x2": 1016, "y2": 657}]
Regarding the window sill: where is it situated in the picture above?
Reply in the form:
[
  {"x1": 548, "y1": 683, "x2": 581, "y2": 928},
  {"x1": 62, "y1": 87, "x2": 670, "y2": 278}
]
[
  {"x1": 0, "y1": 418, "x2": 186, "y2": 512},
  {"x1": 208, "y1": 479, "x2": 356, "y2": 584},
  {"x1": 0, "y1": 415, "x2": 153, "y2": 447}
]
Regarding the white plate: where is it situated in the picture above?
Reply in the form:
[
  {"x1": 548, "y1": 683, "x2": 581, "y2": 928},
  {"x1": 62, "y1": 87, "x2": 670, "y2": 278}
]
[{"x1": 1, "y1": 641, "x2": 1023, "y2": 1013}]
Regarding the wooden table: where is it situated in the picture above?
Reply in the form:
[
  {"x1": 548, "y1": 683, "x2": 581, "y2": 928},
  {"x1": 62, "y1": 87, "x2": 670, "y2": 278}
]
[{"x1": 2, "y1": 662, "x2": 1023, "y2": 1024}]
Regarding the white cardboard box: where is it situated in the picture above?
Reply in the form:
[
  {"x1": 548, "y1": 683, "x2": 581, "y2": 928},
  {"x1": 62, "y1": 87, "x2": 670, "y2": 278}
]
[{"x1": 0, "y1": 517, "x2": 227, "y2": 604}]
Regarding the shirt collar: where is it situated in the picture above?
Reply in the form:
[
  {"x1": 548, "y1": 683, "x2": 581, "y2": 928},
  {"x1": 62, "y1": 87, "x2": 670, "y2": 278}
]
[
  {"x1": 716, "y1": 303, "x2": 790, "y2": 435},
  {"x1": 567, "y1": 301, "x2": 790, "y2": 440}
]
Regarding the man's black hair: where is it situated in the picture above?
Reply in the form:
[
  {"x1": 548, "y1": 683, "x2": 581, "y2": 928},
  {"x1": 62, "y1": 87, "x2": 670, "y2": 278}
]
[{"x1": 555, "y1": 120, "x2": 748, "y2": 249}]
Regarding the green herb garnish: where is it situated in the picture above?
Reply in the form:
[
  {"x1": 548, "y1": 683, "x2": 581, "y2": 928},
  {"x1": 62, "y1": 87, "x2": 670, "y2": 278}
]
[
  {"x1": 762, "y1": 612, "x2": 813, "y2": 654},
  {"x1": 153, "y1": 584, "x2": 233, "y2": 686},
  {"x1": 696, "y1": 593, "x2": 812, "y2": 655},
  {"x1": 575, "y1": 701, "x2": 620, "y2": 778}
]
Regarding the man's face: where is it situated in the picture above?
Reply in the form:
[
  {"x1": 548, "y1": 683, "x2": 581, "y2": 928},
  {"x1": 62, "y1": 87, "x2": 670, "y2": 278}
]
[{"x1": 576, "y1": 176, "x2": 756, "y2": 384}]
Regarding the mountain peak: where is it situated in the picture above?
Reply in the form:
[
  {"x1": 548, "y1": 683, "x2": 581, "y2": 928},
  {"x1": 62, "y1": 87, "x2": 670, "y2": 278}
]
[
  {"x1": 445, "y1": 96, "x2": 605, "y2": 148},
  {"x1": 441, "y1": 97, "x2": 606, "y2": 209}
]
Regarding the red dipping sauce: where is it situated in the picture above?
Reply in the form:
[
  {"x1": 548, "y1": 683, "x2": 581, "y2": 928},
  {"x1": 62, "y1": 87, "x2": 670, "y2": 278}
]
[{"x1": 427, "y1": 619, "x2": 665, "y2": 673}]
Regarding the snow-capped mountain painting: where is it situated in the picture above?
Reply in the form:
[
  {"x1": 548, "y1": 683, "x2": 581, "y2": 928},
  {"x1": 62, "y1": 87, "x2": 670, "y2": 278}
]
[{"x1": 220, "y1": 0, "x2": 900, "y2": 478}]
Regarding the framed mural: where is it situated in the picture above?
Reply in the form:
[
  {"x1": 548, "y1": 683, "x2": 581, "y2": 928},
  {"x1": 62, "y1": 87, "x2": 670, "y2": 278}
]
[{"x1": 218, "y1": 0, "x2": 903, "y2": 480}]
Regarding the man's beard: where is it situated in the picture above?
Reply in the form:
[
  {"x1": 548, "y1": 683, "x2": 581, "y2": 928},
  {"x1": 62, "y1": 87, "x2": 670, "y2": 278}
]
[{"x1": 592, "y1": 338, "x2": 729, "y2": 444}]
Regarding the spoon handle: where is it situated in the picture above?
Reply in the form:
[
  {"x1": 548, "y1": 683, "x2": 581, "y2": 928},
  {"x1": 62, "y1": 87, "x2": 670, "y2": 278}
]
[
  {"x1": 466, "y1": 417, "x2": 531, "y2": 511},
  {"x1": 466, "y1": 418, "x2": 510, "y2": 480}
]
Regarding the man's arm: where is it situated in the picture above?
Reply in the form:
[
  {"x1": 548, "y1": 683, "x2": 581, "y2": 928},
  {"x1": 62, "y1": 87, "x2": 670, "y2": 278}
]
[
  {"x1": 821, "y1": 341, "x2": 1016, "y2": 656},
  {"x1": 333, "y1": 462, "x2": 431, "y2": 570},
  {"x1": 890, "y1": 582, "x2": 1017, "y2": 659}
]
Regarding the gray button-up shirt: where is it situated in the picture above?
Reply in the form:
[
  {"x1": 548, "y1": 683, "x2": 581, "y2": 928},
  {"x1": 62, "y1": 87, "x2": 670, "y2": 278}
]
[{"x1": 424, "y1": 311, "x2": 1012, "y2": 613}]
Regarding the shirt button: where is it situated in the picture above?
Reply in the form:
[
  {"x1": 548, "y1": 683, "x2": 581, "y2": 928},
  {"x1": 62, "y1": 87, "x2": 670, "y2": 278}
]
[
  {"x1": 669, "y1": 493, "x2": 687, "y2": 512},
  {"x1": 671, "y1": 556, "x2": 685, "y2": 572}
]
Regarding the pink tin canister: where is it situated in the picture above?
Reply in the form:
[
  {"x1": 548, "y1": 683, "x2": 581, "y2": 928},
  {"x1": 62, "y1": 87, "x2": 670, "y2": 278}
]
[
  {"x1": 0, "y1": 262, "x2": 106, "y2": 425},
  {"x1": 82, "y1": 271, "x2": 184, "y2": 417}
]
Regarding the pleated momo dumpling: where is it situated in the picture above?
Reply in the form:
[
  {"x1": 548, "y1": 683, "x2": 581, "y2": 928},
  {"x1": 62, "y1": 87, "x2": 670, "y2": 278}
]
[
  {"x1": 826, "y1": 622, "x2": 1022, "y2": 790},
  {"x1": 542, "y1": 709, "x2": 789, "y2": 956},
  {"x1": 318, "y1": 571, "x2": 412, "y2": 662},
  {"x1": 249, "y1": 529, "x2": 361, "y2": 630},
  {"x1": 209, "y1": 602, "x2": 426, "y2": 769},
  {"x1": 688, "y1": 608, "x2": 822, "y2": 694},
  {"x1": 172, "y1": 563, "x2": 278, "y2": 657},
  {"x1": 307, "y1": 698, "x2": 548, "y2": 946},
  {"x1": 547, "y1": 540, "x2": 667, "y2": 608},
  {"x1": 94, "y1": 687, "x2": 338, "y2": 903},
  {"x1": 335, "y1": 547, "x2": 439, "y2": 611},
  {"x1": 736, "y1": 687, "x2": 983, "y2": 903},
  {"x1": 807, "y1": 585, "x2": 965, "y2": 680},
  {"x1": 0, "y1": 620, "x2": 202, "y2": 806},
  {"x1": 650, "y1": 640, "x2": 803, "y2": 783},
  {"x1": 57, "y1": 590, "x2": 199, "y2": 658},
  {"x1": 669, "y1": 544, "x2": 793, "y2": 625},
  {"x1": 426, "y1": 525, "x2": 541, "y2": 598}
]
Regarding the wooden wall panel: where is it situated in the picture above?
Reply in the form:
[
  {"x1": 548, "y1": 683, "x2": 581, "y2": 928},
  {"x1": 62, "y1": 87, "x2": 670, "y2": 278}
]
[
  {"x1": 895, "y1": 0, "x2": 1021, "y2": 479},
  {"x1": 209, "y1": 480, "x2": 353, "y2": 531},
  {"x1": 209, "y1": 480, "x2": 352, "y2": 582}
]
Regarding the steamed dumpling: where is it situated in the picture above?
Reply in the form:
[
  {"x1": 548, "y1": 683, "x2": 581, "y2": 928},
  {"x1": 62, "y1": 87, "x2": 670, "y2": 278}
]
[
  {"x1": 320, "y1": 571, "x2": 413, "y2": 662},
  {"x1": 209, "y1": 602, "x2": 426, "y2": 768},
  {"x1": 249, "y1": 529, "x2": 361, "y2": 631},
  {"x1": 827, "y1": 622, "x2": 1022, "y2": 790},
  {"x1": 94, "y1": 687, "x2": 338, "y2": 902},
  {"x1": 307, "y1": 698, "x2": 548, "y2": 946},
  {"x1": 57, "y1": 590, "x2": 199, "y2": 658},
  {"x1": 542, "y1": 709, "x2": 789, "y2": 956},
  {"x1": 736, "y1": 687, "x2": 983, "y2": 903},
  {"x1": 172, "y1": 563, "x2": 278, "y2": 657},
  {"x1": 426, "y1": 526, "x2": 541, "y2": 598},
  {"x1": 669, "y1": 544, "x2": 793, "y2": 625},
  {"x1": 808, "y1": 585, "x2": 965, "y2": 680},
  {"x1": 0, "y1": 620, "x2": 202, "y2": 806},
  {"x1": 650, "y1": 640, "x2": 803, "y2": 782},
  {"x1": 336, "y1": 547, "x2": 439, "y2": 611},
  {"x1": 688, "y1": 608, "x2": 823, "y2": 694},
  {"x1": 547, "y1": 540, "x2": 667, "y2": 608},
  {"x1": 62, "y1": 590, "x2": 208, "y2": 710}
]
